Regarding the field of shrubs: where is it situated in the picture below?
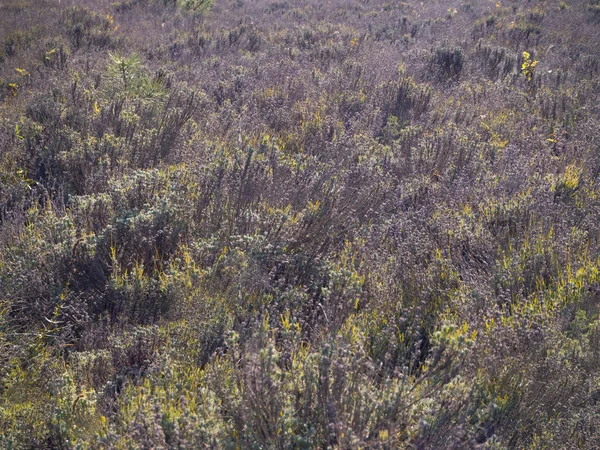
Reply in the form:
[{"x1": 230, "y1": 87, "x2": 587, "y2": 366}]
[{"x1": 1, "y1": 0, "x2": 600, "y2": 447}]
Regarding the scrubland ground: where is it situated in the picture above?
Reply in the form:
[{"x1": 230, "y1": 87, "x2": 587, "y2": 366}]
[{"x1": 1, "y1": 0, "x2": 600, "y2": 448}]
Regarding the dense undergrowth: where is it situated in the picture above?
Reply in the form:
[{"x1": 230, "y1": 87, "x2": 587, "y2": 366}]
[{"x1": 1, "y1": 0, "x2": 600, "y2": 448}]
